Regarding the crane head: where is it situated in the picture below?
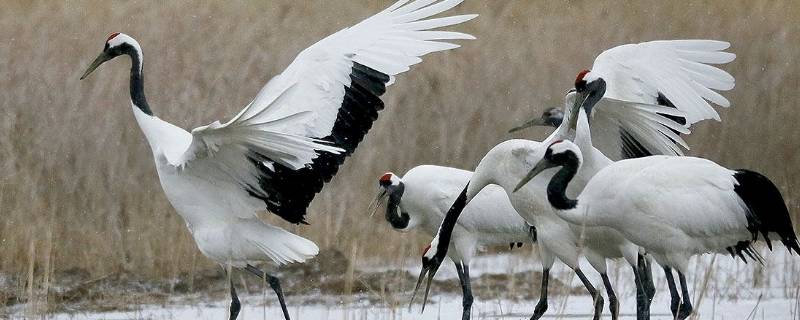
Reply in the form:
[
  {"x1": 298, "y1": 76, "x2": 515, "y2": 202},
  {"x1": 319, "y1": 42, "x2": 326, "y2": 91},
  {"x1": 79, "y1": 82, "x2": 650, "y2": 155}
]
[
  {"x1": 515, "y1": 140, "x2": 582, "y2": 192},
  {"x1": 575, "y1": 69, "x2": 591, "y2": 89},
  {"x1": 373, "y1": 172, "x2": 410, "y2": 229},
  {"x1": 378, "y1": 172, "x2": 401, "y2": 188},
  {"x1": 80, "y1": 32, "x2": 142, "y2": 80},
  {"x1": 410, "y1": 239, "x2": 443, "y2": 313},
  {"x1": 570, "y1": 70, "x2": 606, "y2": 126}
]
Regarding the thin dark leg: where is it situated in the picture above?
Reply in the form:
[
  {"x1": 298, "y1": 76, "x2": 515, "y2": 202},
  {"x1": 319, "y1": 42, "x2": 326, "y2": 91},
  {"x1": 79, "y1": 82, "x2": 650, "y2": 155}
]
[
  {"x1": 575, "y1": 268, "x2": 604, "y2": 320},
  {"x1": 677, "y1": 271, "x2": 693, "y2": 320},
  {"x1": 601, "y1": 273, "x2": 619, "y2": 320},
  {"x1": 663, "y1": 266, "x2": 681, "y2": 319},
  {"x1": 454, "y1": 261, "x2": 473, "y2": 320},
  {"x1": 245, "y1": 264, "x2": 291, "y2": 320},
  {"x1": 530, "y1": 268, "x2": 549, "y2": 320},
  {"x1": 631, "y1": 263, "x2": 650, "y2": 320},
  {"x1": 229, "y1": 277, "x2": 241, "y2": 320},
  {"x1": 639, "y1": 254, "x2": 655, "y2": 302},
  {"x1": 268, "y1": 275, "x2": 290, "y2": 320}
]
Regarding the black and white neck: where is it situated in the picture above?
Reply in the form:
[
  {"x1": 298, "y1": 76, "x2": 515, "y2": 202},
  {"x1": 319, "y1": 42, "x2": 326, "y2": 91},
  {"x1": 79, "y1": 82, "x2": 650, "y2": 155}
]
[
  {"x1": 385, "y1": 183, "x2": 410, "y2": 229},
  {"x1": 546, "y1": 151, "x2": 580, "y2": 211},
  {"x1": 523, "y1": 140, "x2": 584, "y2": 212},
  {"x1": 126, "y1": 46, "x2": 151, "y2": 116},
  {"x1": 428, "y1": 184, "x2": 470, "y2": 260},
  {"x1": 107, "y1": 33, "x2": 152, "y2": 116},
  {"x1": 537, "y1": 141, "x2": 604, "y2": 226}
]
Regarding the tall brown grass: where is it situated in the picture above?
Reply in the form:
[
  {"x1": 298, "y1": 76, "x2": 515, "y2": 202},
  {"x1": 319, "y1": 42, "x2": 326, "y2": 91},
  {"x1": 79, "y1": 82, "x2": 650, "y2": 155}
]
[{"x1": 1, "y1": 0, "x2": 799, "y2": 306}]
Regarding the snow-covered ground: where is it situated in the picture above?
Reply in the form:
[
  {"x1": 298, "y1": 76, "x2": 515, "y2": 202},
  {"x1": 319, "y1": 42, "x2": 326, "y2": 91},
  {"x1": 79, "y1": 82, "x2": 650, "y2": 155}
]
[
  {"x1": 39, "y1": 293, "x2": 798, "y2": 320},
  {"x1": 15, "y1": 294, "x2": 800, "y2": 319},
  {"x1": 9, "y1": 248, "x2": 800, "y2": 319}
]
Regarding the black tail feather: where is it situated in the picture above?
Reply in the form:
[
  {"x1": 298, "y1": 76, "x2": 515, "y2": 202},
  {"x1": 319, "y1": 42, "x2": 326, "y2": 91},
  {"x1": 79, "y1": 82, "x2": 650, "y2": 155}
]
[
  {"x1": 726, "y1": 241, "x2": 765, "y2": 264},
  {"x1": 733, "y1": 169, "x2": 799, "y2": 255}
]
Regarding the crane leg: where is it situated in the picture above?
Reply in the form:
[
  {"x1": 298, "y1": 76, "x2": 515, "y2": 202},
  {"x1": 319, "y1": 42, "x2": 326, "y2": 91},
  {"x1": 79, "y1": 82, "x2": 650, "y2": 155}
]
[
  {"x1": 663, "y1": 266, "x2": 681, "y2": 319},
  {"x1": 631, "y1": 263, "x2": 651, "y2": 320},
  {"x1": 530, "y1": 268, "x2": 549, "y2": 320},
  {"x1": 575, "y1": 268, "x2": 604, "y2": 320},
  {"x1": 677, "y1": 271, "x2": 693, "y2": 320},
  {"x1": 245, "y1": 264, "x2": 291, "y2": 320},
  {"x1": 601, "y1": 273, "x2": 619, "y2": 320},
  {"x1": 639, "y1": 254, "x2": 655, "y2": 302},
  {"x1": 454, "y1": 261, "x2": 473, "y2": 320},
  {"x1": 229, "y1": 277, "x2": 241, "y2": 320},
  {"x1": 268, "y1": 275, "x2": 291, "y2": 320}
]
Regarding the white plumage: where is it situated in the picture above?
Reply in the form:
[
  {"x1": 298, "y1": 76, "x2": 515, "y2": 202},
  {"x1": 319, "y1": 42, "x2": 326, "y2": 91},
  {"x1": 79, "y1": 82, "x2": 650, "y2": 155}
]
[
  {"x1": 417, "y1": 39, "x2": 736, "y2": 320},
  {"x1": 379, "y1": 166, "x2": 530, "y2": 250},
  {"x1": 591, "y1": 40, "x2": 735, "y2": 123},
  {"x1": 80, "y1": 1, "x2": 476, "y2": 319},
  {"x1": 377, "y1": 166, "x2": 533, "y2": 319},
  {"x1": 226, "y1": 0, "x2": 478, "y2": 139},
  {"x1": 521, "y1": 139, "x2": 799, "y2": 320},
  {"x1": 573, "y1": 40, "x2": 735, "y2": 160}
]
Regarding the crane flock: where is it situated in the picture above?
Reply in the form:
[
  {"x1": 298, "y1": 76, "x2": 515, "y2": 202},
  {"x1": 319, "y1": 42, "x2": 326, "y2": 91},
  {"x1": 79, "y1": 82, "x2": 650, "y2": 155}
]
[{"x1": 76, "y1": 0, "x2": 798, "y2": 319}]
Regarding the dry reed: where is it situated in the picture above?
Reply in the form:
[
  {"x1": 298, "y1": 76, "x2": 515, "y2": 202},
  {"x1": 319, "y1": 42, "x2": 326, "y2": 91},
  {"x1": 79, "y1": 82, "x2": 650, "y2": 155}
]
[{"x1": 1, "y1": 0, "x2": 799, "y2": 313}]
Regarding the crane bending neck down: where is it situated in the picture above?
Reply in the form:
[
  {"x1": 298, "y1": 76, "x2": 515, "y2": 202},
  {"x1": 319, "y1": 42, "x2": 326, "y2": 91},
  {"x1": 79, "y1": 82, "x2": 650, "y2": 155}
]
[
  {"x1": 430, "y1": 106, "x2": 601, "y2": 260},
  {"x1": 416, "y1": 84, "x2": 605, "y2": 303}
]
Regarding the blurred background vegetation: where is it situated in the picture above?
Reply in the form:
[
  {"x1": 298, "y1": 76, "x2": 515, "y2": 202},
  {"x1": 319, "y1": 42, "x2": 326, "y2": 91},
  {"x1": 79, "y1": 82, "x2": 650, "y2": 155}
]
[{"x1": 1, "y1": 0, "x2": 799, "y2": 311}]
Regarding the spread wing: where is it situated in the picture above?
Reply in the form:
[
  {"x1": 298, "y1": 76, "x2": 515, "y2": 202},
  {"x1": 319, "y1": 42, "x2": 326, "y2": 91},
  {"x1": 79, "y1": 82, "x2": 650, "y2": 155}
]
[
  {"x1": 167, "y1": 0, "x2": 476, "y2": 224},
  {"x1": 589, "y1": 40, "x2": 735, "y2": 160}
]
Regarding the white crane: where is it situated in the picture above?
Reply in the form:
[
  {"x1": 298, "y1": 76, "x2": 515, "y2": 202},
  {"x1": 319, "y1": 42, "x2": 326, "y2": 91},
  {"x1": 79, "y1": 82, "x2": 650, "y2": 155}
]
[
  {"x1": 374, "y1": 166, "x2": 535, "y2": 320},
  {"x1": 413, "y1": 40, "x2": 735, "y2": 320},
  {"x1": 78, "y1": 1, "x2": 476, "y2": 319},
  {"x1": 517, "y1": 139, "x2": 800, "y2": 320}
]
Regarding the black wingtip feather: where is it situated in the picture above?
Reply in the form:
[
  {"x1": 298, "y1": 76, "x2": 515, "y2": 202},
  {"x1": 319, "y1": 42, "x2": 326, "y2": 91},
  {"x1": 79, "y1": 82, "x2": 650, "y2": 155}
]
[
  {"x1": 245, "y1": 63, "x2": 390, "y2": 224},
  {"x1": 620, "y1": 129, "x2": 653, "y2": 159},
  {"x1": 618, "y1": 92, "x2": 686, "y2": 160},
  {"x1": 656, "y1": 93, "x2": 687, "y2": 127},
  {"x1": 733, "y1": 169, "x2": 799, "y2": 254}
]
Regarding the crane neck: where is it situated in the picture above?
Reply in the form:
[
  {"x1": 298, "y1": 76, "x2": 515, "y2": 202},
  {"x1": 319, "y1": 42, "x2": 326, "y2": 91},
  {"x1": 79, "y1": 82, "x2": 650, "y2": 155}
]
[
  {"x1": 432, "y1": 184, "x2": 469, "y2": 259},
  {"x1": 385, "y1": 184, "x2": 410, "y2": 229},
  {"x1": 127, "y1": 47, "x2": 152, "y2": 116},
  {"x1": 546, "y1": 154, "x2": 603, "y2": 226},
  {"x1": 547, "y1": 156, "x2": 580, "y2": 211}
]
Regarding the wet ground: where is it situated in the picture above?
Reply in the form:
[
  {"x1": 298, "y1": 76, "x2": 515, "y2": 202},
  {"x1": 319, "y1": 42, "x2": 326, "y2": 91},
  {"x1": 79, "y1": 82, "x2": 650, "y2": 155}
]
[{"x1": 3, "y1": 249, "x2": 799, "y2": 319}]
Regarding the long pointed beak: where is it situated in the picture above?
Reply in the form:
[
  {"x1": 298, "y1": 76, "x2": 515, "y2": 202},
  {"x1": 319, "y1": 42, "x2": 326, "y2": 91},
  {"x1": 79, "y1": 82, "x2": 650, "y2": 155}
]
[
  {"x1": 567, "y1": 90, "x2": 590, "y2": 129},
  {"x1": 409, "y1": 185, "x2": 468, "y2": 311},
  {"x1": 508, "y1": 117, "x2": 548, "y2": 133},
  {"x1": 408, "y1": 266, "x2": 427, "y2": 310},
  {"x1": 409, "y1": 262, "x2": 439, "y2": 313},
  {"x1": 420, "y1": 267, "x2": 435, "y2": 312},
  {"x1": 80, "y1": 51, "x2": 112, "y2": 80},
  {"x1": 514, "y1": 159, "x2": 555, "y2": 192},
  {"x1": 367, "y1": 188, "x2": 388, "y2": 217}
]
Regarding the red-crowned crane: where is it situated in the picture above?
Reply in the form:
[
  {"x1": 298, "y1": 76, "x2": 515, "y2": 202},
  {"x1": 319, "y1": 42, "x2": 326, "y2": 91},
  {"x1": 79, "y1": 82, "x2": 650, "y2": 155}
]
[
  {"x1": 516, "y1": 139, "x2": 799, "y2": 320},
  {"x1": 79, "y1": 1, "x2": 476, "y2": 319},
  {"x1": 375, "y1": 166, "x2": 535, "y2": 320},
  {"x1": 413, "y1": 40, "x2": 735, "y2": 320}
]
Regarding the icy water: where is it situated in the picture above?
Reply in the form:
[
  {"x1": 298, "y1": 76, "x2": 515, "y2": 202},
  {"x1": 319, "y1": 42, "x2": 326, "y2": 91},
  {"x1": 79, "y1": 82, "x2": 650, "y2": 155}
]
[
  {"x1": 42, "y1": 293, "x2": 798, "y2": 320},
  {"x1": 9, "y1": 251, "x2": 800, "y2": 319}
]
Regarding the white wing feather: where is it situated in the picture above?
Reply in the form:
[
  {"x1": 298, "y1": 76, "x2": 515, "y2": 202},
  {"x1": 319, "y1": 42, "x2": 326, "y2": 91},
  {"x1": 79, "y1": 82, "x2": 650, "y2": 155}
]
[
  {"x1": 586, "y1": 40, "x2": 735, "y2": 160},
  {"x1": 170, "y1": 0, "x2": 475, "y2": 171},
  {"x1": 592, "y1": 40, "x2": 735, "y2": 124},
  {"x1": 229, "y1": 0, "x2": 476, "y2": 139}
]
